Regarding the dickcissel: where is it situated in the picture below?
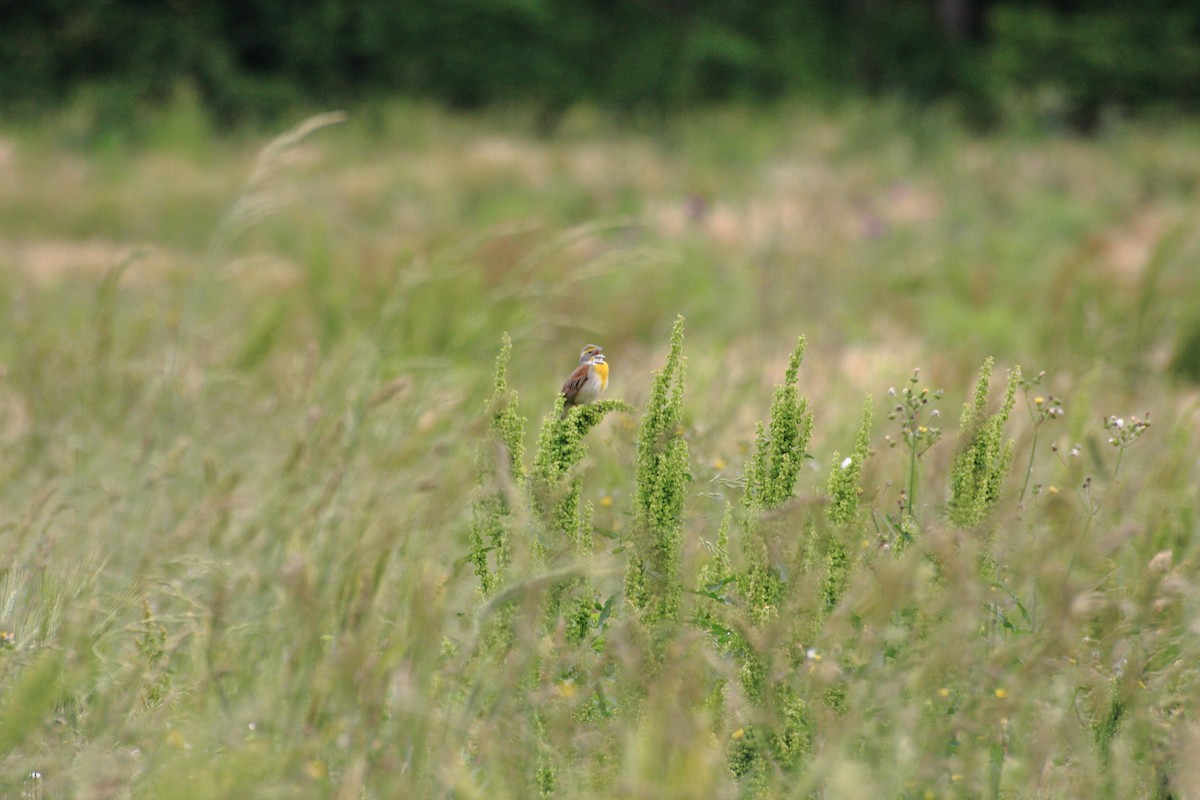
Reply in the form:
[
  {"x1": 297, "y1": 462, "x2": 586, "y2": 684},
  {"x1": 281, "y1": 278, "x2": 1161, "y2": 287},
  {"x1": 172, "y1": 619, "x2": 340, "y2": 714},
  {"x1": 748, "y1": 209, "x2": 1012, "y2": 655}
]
[{"x1": 561, "y1": 344, "x2": 608, "y2": 414}]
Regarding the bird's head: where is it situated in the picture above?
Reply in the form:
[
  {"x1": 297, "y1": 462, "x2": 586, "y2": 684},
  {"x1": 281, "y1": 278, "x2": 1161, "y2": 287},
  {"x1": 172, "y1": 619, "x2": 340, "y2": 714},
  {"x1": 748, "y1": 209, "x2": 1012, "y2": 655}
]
[{"x1": 579, "y1": 344, "x2": 604, "y2": 364}]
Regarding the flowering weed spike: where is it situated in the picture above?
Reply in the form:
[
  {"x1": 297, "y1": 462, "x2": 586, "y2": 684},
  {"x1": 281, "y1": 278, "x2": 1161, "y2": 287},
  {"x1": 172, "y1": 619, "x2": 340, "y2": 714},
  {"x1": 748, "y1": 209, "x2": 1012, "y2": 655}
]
[
  {"x1": 722, "y1": 336, "x2": 819, "y2": 774},
  {"x1": 564, "y1": 500, "x2": 599, "y2": 645},
  {"x1": 821, "y1": 531, "x2": 850, "y2": 611},
  {"x1": 490, "y1": 333, "x2": 527, "y2": 480},
  {"x1": 948, "y1": 359, "x2": 1020, "y2": 528},
  {"x1": 532, "y1": 398, "x2": 633, "y2": 546},
  {"x1": 468, "y1": 333, "x2": 528, "y2": 595},
  {"x1": 628, "y1": 316, "x2": 689, "y2": 628},
  {"x1": 697, "y1": 504, "x2": 733, "y2": 599},
  {"x1": 737, "y1": 336, "x2": 813, "y2": 626},
  {"x1": 744, "y1": 421, "x2": 768, "y2": 508},
  {"x1": 885, "y1": 369, "x2": 944, "y2": 521},
  {"x1": 696, "y1": 502, "x2": 734, "y2": 640},
  {"x1": 135, "y1": 598, "x2": 171, "y2": 708},
  {"x1": 529, "y1": 394, "x2": 633, "y2": 627},
  {"x1": 709, "y1": 502, "x2": 733, "y2": 587},
  {"x1": 828, "y1": 396, "x2": 872, "y2": 526},
  {"x1": 744, "y1": 337, "x2": 813, "y2": 511}
]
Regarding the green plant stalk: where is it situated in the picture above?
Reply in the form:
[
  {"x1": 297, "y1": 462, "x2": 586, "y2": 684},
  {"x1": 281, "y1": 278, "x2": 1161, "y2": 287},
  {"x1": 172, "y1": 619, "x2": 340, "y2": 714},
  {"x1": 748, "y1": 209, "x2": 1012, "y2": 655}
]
[
  {"x1": 1060, "y1": 481, "x2": 1099, "y2": 596},
  {"x1": 989, "y1": 738, "x2": 1005, "y2": 800},
  {"x1": 1019, "y1": 422, "x2": 1039, "y2": 505},
  {"x1": 906, "y1": 434, "x2": 918, "y2": 520}
]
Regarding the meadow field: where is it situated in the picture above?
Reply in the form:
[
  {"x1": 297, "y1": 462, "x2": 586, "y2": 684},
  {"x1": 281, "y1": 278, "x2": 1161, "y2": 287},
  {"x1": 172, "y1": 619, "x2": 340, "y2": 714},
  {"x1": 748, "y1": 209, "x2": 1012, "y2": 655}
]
[{"x1": 0, "y1": 100, "x2": 1199, "y2": 798}]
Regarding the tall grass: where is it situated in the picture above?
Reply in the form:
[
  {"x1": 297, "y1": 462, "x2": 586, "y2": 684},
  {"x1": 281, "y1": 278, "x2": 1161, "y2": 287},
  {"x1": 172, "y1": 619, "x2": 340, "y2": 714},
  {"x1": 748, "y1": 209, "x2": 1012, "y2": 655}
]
[{"x1": 0, "y1": 102, "x2": 1198, "y2": 797}]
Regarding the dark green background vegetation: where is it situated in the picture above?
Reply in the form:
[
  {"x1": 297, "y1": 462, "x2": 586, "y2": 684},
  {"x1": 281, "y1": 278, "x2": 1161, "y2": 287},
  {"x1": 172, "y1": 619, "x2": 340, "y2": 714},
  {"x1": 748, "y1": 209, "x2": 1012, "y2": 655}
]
[{"x1": 4, "y1": 1, "x2": 1200, "y2": 129}]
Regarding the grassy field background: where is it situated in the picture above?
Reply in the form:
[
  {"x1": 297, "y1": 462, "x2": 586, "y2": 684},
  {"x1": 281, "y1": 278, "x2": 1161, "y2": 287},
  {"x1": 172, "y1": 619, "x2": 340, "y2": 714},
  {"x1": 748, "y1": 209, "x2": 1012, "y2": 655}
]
[{"x1": 1, "y1": 100, "x2": 1199, "y2": 798}]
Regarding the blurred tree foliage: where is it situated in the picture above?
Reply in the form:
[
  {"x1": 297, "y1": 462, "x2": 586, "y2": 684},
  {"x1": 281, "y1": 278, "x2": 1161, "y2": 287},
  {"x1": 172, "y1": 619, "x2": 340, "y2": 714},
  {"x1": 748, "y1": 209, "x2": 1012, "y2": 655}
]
[{"x1": 1, "y1": 0, "x2": 1198, "y2": 128}]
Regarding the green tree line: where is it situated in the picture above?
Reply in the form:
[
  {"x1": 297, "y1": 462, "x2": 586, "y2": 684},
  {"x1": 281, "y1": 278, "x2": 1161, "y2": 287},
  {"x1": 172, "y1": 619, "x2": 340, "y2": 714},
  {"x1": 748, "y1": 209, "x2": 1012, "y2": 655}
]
[{"x1": 2, "y1": 0, "x2": 1199, "y2": 127}]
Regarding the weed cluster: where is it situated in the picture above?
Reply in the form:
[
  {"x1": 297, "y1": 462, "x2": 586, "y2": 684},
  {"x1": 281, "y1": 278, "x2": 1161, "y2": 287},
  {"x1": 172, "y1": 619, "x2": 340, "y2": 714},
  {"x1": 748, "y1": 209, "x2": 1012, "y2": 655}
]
[{"x1": 452, "y1": 320, "x2": 1180, "y2": 798}]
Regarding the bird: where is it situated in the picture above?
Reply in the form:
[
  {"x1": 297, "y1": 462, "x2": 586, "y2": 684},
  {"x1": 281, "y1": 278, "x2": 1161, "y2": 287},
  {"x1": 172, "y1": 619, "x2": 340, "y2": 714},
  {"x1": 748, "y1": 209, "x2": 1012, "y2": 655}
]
[{"x1": 560, "y1": 344, "x2": 608, "y2": 415}]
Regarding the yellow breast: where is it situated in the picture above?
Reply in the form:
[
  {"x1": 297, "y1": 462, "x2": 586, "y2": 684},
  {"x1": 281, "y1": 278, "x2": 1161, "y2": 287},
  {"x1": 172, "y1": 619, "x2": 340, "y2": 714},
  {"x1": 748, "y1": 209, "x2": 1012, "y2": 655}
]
[{"x1": 593, "y1": 361, "x2": 609, "y2": 390}]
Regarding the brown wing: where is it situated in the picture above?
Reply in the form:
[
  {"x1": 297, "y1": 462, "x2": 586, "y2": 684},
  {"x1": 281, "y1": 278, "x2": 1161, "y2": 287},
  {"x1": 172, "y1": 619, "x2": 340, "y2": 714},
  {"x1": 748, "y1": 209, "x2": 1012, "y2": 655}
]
[{"x1": 561, "y1": 362, "x2": 592, "y2": 405}]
